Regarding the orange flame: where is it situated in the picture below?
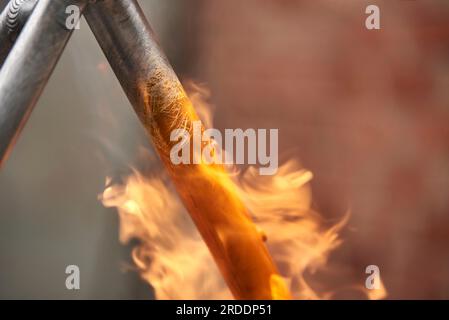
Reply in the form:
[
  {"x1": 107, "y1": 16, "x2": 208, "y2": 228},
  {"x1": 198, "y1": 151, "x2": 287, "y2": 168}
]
[
  {"x1": 102, "y1": 172, "x2": 230, "y2": 299},
  {"x1": 100, "y1": 81, "x2": 386, "y2": 300}
]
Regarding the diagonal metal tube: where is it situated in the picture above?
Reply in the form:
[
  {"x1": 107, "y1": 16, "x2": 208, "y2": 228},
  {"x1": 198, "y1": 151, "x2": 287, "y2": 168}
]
[
  {"x1": 0, "y1": 0, "x2": 87, "y2": 167},
  {"x1": 85, "y1": 0, "x2": 290, "y2": 300}
]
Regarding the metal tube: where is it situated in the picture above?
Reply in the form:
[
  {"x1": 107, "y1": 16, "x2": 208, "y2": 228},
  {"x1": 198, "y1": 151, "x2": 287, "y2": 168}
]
[
  {"x1": 85, "y1": 0, "x2": 290, "y2": 300},
  {"x1": 0, "y1": 0, "x2": 87, "y2": 167},
  {"x1": 0, "y1": 0, "x2": 38, "y2": 68}
]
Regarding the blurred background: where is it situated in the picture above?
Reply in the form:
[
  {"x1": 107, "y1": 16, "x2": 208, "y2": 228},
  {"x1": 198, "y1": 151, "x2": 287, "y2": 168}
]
[{"x1": 0, "y1": 0, "x2": 449, "y2": 299}]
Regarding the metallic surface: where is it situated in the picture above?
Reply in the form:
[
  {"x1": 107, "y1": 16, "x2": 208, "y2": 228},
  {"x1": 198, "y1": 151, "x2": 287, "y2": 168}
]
[
  {"x1": 0, "y1": 0, "x2": 38, "y2": 67},
  {"x1": 0, "y1": 0, "x2": 87, "y2": 166},
  {"x1": 85, "y1": 0, "x2": 289, "y2": 300}
]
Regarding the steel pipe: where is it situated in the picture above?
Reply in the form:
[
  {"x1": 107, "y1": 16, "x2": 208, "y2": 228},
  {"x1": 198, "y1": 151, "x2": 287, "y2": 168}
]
[
  {"x1": 85, "y1": 0, "x2": 290, "y2": 300},
  {"x1": 0, "y1": 0, "x2": 87, "y2": 167}
]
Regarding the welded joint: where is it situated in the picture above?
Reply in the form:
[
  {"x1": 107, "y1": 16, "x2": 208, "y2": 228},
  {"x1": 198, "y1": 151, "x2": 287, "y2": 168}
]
[{"x1": 4, "y1": 0, "x2": 37, "y2": 40}]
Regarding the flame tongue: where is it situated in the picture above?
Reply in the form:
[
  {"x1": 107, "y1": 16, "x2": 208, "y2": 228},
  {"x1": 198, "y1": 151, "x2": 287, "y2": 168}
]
[
  {"x1": 103, "y1": 172, "x2": 231, "y2": 299},
  {"x1": 101, "y1": 159, "x2": 340, "y2": 299}
]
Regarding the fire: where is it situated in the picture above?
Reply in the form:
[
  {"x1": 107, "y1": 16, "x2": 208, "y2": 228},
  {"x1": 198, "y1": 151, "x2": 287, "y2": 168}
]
[
  {"x1": 234, "y1": 162, "x2": 343, "y2": 299},
  {"x1": 102, "y1": 172, "x2": 230, "y2": 299},
  {"x1": 100, "y1": 82, "x2": 386, "y2": 300},
  {"x1": 100, "y1": 160, "x2": 327, "y2": 299}
]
